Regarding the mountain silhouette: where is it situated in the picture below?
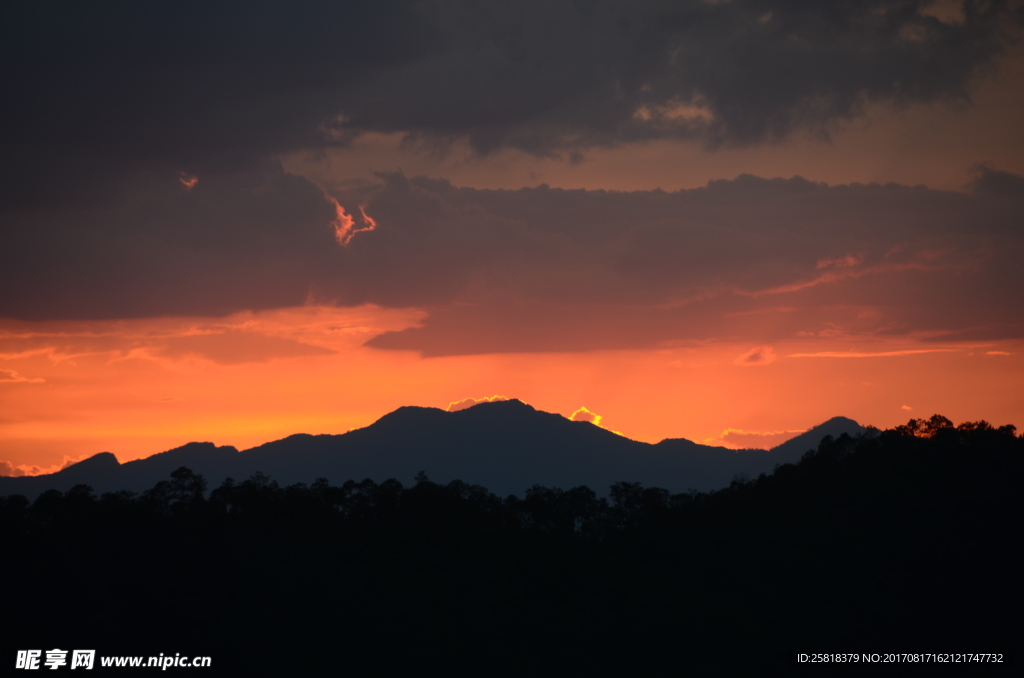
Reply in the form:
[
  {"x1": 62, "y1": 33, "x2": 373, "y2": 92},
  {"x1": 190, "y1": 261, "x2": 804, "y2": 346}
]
[{"x1": 0, "y1": 400, "x2": 865, "y2": 498}]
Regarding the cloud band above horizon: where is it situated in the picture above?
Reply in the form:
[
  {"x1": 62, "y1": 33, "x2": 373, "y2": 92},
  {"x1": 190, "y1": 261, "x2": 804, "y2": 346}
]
[{"x1": 2, "y1": 168, "x2": 1022, "y2": 355}]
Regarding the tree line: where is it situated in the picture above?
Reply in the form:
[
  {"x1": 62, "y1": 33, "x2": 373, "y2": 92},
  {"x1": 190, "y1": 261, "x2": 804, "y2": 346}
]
[{"x1": 2, "y1": 415, "x2": 1020, "y2": 675}]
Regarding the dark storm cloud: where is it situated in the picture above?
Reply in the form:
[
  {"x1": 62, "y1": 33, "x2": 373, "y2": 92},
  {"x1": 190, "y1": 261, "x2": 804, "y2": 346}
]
[
  {"x1": 0, "y1": 162, "x2": 343, "y2": 319},
  {"x1": 0, "y1": 0, "x2": 432, "y2": 212},
  {"x1": 969, "y1": 163, "x2": 1024, "y2": 196},
  {"x1": 2, "y1": 1, "x2": 1020, "y2": 209}
]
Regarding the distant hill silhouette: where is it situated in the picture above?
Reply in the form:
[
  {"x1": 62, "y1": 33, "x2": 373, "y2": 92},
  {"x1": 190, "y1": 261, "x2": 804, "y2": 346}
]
[{"x1": 0, "y1": 400, "x2": 865, "y2": 498}]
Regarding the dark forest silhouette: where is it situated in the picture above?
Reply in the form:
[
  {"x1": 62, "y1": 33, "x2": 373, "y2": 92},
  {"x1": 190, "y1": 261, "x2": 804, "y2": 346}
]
[{"x1": 2, "y1": 415, "x2": 1019, "y2": 674}]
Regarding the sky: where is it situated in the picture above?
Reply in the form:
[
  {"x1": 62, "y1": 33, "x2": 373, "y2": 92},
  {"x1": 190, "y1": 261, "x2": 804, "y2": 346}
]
[{"x1": 2, "y1": 0, "x2": 1023, "y2": 475}]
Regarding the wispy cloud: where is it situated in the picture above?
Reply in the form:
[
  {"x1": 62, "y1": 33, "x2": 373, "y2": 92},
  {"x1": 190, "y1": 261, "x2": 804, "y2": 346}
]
[
  {"x1": 330, "y1": 198, "x2": 377, "y2": 246},
  {"x1": 788, "y1": 349, "x2": 959, "y2": 358},
  {"x1": 704, "y1": 427, "x2": 804, "y2": 449},
  {"x1": 741, "y1": 259, "x2": 962, "y2": 298},
  {"x1": 0, "y1": 369, "x2": 44, "y2": 383},
  {"x1": 734, "y1": 346, "x2": 776, "y2": 366},
  {"x1": 0, "y1": 308, "x2": 416, "y2": 369}
]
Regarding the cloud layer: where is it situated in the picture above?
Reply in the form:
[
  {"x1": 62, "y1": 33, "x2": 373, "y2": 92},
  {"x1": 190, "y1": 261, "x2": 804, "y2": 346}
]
[
  {"x1": 2, "y1": 0, "x2": 1020, "y2": 212},
  {"x1": 3, "y1": 169, "x2": 1022, "y2": 354},
  {"x1": 1, "y1": 163, "x2": 341, "y2": 319},
  {"x1": 2, "y1": 1, "x2": 1023, "y2": 354},
  {"x1": 353, "y1": 172, "x2": 1024, "y2": 354}
]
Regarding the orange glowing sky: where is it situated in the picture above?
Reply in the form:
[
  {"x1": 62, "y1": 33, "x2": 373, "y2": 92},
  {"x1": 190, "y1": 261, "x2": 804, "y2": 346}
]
[
  {"x1": 2, "y1": 2, "x2": 1023, "y2": 477},
  {"x1": 2, "y1": 305, "x2": 1021, "y2": 475}
]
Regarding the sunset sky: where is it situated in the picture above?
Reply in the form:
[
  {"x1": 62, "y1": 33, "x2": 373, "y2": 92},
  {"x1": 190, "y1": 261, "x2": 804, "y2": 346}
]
[{"x1": 2, "y1": 0, "x2": 1023, "y2": 475}]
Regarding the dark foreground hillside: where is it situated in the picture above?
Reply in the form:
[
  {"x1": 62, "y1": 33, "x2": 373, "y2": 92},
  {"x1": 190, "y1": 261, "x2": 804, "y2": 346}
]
[{"x1": 2, "y1": 416, "x2": 1020, "y2": 675}]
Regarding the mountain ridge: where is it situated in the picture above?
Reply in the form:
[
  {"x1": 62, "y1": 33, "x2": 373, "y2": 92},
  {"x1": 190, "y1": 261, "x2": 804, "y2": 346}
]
[{"x1": 0, "y1": 400, "x2": 866, "y2": 498}]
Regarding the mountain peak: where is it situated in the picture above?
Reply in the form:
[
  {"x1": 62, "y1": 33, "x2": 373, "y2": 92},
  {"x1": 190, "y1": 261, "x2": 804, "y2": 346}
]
[
  {"x1": 769, "y1": 416, "x2": 866, "y2": 462},
  {"x1": 369, "y1": 405, "x2": 451, "y2": 430},
  {"x1": 59, "y1": 451, "x2": 120, "y2": 474},
  {"x1": 450, "y1": 398, "x2": 536, "y2": 414},
  {"x1": 121, "y1": 441, "x2": 239, "y2": 470},
  {"x1": 815, "y1": 416, "x2": 862, "y2": 428},
  {"x1": 370, "y1": 399, "x2": 538, "y2": 429}
]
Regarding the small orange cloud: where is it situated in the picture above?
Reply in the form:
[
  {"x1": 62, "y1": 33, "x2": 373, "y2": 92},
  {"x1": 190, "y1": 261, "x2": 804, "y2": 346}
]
[
  {"x1": 734, "y1": 346, "x2": 776, "y2": 366},
  {"x1": 0, "y1": 454, "x2": 88, "y2": 477},
  {"x1": 633, "y1": 95, "x2": 715, "y2": 125},
  {"x1": 357, "y1": 204, "x2": 378, "y2": 231},
  {"x1": 569, "y1": 405, "x2": 604, "y2": 427},
  {"x1": 179, "y1": 173, "x2": 198, "y2": 190},
  {"x1": 569, "y1": 406, "x2": 624, "y2": 435},
  {"x1": 0, "y1": 460, "x2": 26, "y2": 477},
  {"x1": 330, "y1": 198, "x2": 377, "y2": 246},
  {"x1": 704, "y1": 428, "x2": 803, "y2": 449},
  {"x1": 901, "y1": 405, "x2": 913, "y2": 411},
  {"x1": 986, "y1": 351, "x2": 1012, "y2": 356},
  {"x1": 446, "y1": 395, "x2": 510, "y2": 412},
  {"x1": 0, "y1": 369, "x2": 44, "y2": 383}
]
